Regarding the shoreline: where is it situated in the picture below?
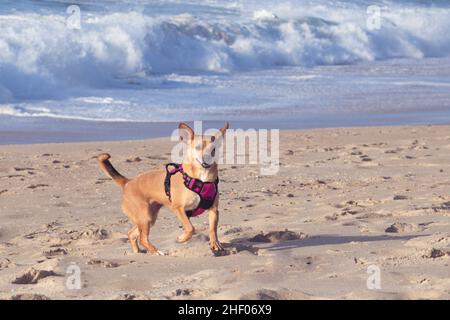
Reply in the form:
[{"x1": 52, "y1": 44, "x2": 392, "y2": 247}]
[{"x1": 1, "y1": 111, "x2": 450, "y2": 145}]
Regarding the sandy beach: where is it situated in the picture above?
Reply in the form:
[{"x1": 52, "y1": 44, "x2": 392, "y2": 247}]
[{"x1": 0, "y1": 125, "x2": 449, "y2": 300}]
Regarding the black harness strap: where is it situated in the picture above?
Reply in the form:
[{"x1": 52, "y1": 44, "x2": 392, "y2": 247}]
[{"x1": 164, "y1": 163, "x2": 181, "y2": 202}]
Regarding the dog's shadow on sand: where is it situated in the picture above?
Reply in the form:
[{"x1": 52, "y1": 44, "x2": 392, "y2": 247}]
[{"x1": 227, "y1": 233, "x2": 427, "y2": 254}]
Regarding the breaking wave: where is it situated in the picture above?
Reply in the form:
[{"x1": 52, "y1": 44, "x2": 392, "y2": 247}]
[{"x1": 1, "y1": 0, "x2": 450, "y2": 102}]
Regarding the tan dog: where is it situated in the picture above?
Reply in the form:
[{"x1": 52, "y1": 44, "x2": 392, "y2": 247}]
[{"x1": 97, "y1": 122, "x2": 229, "y2": 255}]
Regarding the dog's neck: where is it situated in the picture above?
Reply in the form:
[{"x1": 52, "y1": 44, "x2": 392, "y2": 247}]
[{"x1": 182, "y1": 162, "x2": 218, "y2": 182}]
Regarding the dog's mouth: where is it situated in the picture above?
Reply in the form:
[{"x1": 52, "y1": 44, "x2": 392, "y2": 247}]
[{"x1": 197, "y1": 158, "x2": 212, "y2": 169}]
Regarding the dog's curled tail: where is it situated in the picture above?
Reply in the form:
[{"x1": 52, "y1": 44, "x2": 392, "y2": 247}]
[{"x1": 97, "y1": 153, "x2": 129, "y2": 189}]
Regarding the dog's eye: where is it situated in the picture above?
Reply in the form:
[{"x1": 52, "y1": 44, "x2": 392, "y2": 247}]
[{"x1": 211, "y1": 148, "x2": 216, "y2": 157}]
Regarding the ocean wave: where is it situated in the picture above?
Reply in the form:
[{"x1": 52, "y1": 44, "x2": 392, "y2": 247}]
[
  {"x1": 0, "y1": 104, "x2": 138, "y2": 122},
  {"x1": 1, "y1": 1, "x2": 450, "y2": 102}
]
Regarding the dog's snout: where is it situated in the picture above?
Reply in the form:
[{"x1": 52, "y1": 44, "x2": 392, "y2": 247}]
[
  {"x1": 202, "y1": 153, "x2": 214, "y2": 165},
  {"x1": 201, "y1": 161, "x2": 211, "y2": 168}
]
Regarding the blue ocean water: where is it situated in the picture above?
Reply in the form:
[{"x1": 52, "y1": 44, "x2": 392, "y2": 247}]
[{"x1": 0, "y1": 0, "x2": 450, "y2": 130}]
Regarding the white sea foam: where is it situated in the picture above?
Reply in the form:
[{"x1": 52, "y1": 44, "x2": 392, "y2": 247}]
[
  {"x1": 1, "y1": 1, "x2": 450, "y2": 102},
  {"x1": 0, "y1": 103, "x2": 135, "y2": 122},
  {"x1": 0, "y1": 1, "x2": 450, "y2": 123}
]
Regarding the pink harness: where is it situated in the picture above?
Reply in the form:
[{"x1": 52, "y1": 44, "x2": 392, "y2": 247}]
[{"x1": 164, "y1": 163, "x2": 219, "y2": 217}]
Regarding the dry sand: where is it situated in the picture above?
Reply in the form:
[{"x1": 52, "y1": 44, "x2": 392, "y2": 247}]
[{"x1": 0, "y1": 125, "x2": 449, "y2": 300}]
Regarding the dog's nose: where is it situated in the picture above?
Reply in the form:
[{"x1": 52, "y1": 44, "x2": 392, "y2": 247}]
[
  {"x1": 201, "y1": 162, "x2": 211, "y2": 168},
  {"x1": 202, "y1": 154, "x2": 214, "y2": 165}
]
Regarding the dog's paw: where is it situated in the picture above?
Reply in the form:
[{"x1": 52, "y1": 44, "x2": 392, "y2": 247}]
[
  {"x1": 177, "y1": 232, "x2": 194, "y2": 243},
  {"x1": 147, "y1": 249, "x2": 167, "y2": 256},
  {"x1": 209, "y1": 240, "x2": 224, "y2": 252}
]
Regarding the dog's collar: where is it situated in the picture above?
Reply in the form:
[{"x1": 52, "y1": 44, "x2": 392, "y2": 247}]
[{"x1": 164, "y1": 163, "x2": 218, "y2": 217}]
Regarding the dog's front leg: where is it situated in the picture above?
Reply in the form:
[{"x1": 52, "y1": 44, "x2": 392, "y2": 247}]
[
  {"x1": 175, "y1": 207, "x2": 195, "y2": 243},
  {"x1": 208, "y1": 208, "x2": 224, "y2": 252}
]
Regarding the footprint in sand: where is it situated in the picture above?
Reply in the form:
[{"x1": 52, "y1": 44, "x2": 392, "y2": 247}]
[
  {"x1": 225, "y1": 243, "x2": 259, "y2": 255},
  {"x1": 146, "y1": 155, "x2": 167, "y2": 160},
  {"x1": 27, "y1": 184, "x2": 49, "y2": 189},
  {"x1": 222, "y1": 226, "x2": 243, "y2": 235},
  {"x1": 53, "y1": 202, "x2": 70, "y2": 208},
  {"x1": 79, "y1": 226, "x2": 109, "y2": 240},
  {"x1": 126, "y1": 157, "x2": 142, "y2": 163},
  {"x1": 385, "y1": 148, "x2": 403, "y2": 154},
  {"x1": 431, "y1": 202, "x2": 450, "y2": 212},
  {"x1": 385, "y1": 222, "x2": 419, "y2": 233},
  {"x1": 24, "y1": 223, "x2": 59, "y2": 239},
  {"x1": 285, "y1": 150, "x2": 294, "y2": 156},
  {"x1": 405, "y1": 233, "x2": 450, "y2": 259},
  {"x1": 248, "y1": 229, "x2": 308, "y2": 243},
  {"x1": 0, "y1": 258, "x2": 16, "y2": 269},
  {"x1": 172, "y1": 288, "x2": 211, "y2": 298},
  {"x1": 12, "y1": 259, "x2": 61, "y2": 285},
  {"x1": 12, "y1": 268, "x2": 58, "y2": 284},
  {"x1": 423, "y1": 248, "x2": 450, "y2": 259},
  {"x1": 14, "y1": 167, "x2": 36, "y2": 172},
  {"x1": 95, "y1": 178, "x2": 110, "y2": 185},
  {"x1": 240, "y1": 288, "x2": 315, "y2": 300},
  {"x1": 87, "y1": 259, "x2": 120, "y2": 268},
  {"x1": 59, "y1": 225, "x2": 109, "y2": 242},
  {"x1": 43, "y1": 247, "x2": 68, "y2": 257},
  {"x1": 112, "y1": 293, "x2": 148, "y2": 300},
  {"x1": 326, "y1": 201, "x2": 362, "y2": 220},
  {"x1": 5, "y1": 174, "x2": 23, "y2": 178},
  {"x1": 10, "y1": 294, "x2": 50, "y2": 300}
]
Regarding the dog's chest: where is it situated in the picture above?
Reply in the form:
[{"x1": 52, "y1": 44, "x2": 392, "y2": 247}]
[
  {"x1": 184, "y1": 192, "x2": 200, "y2": 211},
  {"x1": 183, "y1": 172, "x2": 209, "y2": 212}
]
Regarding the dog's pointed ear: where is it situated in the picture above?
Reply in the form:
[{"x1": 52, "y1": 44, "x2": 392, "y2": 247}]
[
  {"x1": 214, "y1": 122, "x2": 229, "y2": 141},
  {"x1": 178, "y1": 122, "x2": 194, "y2": 142}
]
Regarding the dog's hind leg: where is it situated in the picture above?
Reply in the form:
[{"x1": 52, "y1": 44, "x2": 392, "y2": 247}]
[
  {"x1": 122, "y1": 201, "x2": 141, "y2": 253},
  {"x1": 136, "y1": 201, "x2": 165, "y2": 256},
  {"x1": 123, "y1": 197, "x2": 164, "y2": 255},
  {"x1": 127, "y1": 225, "x2": 140, "y2": 253},
  {"x1": 137, "y1": 220, "x2": 165, "y2": 255}
]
